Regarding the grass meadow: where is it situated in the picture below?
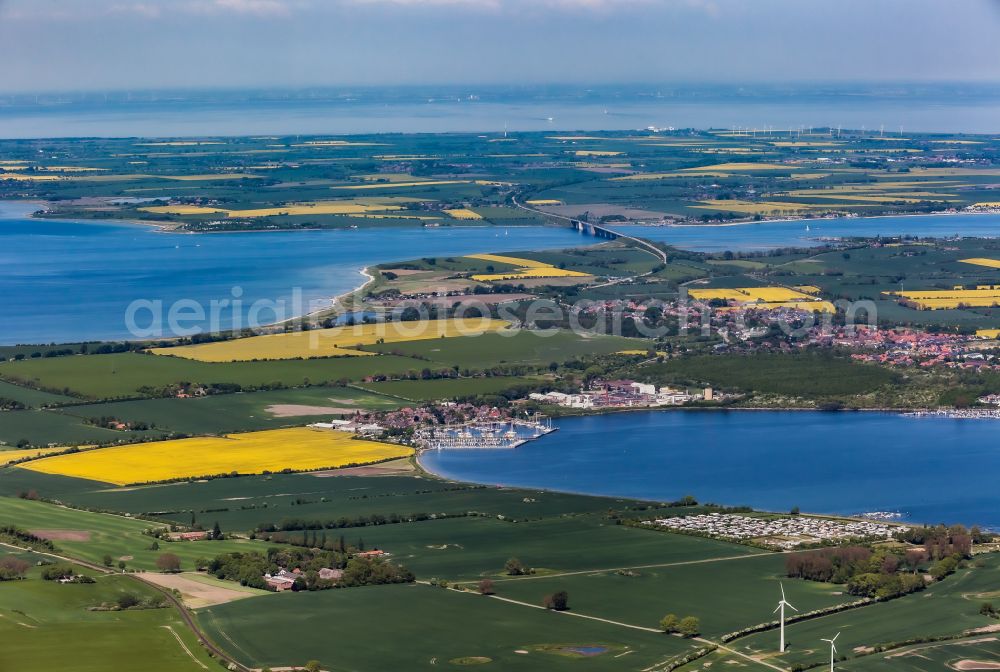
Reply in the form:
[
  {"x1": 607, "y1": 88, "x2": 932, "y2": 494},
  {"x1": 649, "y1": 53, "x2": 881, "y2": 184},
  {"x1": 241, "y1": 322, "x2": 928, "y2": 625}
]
[
  {"x1": 51, "y1": 385, "x2": 403, "y2": 436},
  {"x1": 356, "y1": 376, "x2": 539, "y2": 401},
  {"x1": 492, "y1": 552, "x2": 852, "y2": 637},
  {"x1": 729, "y1": 554, "x2": 1000, "y2": 670},
  {"x1": 0, "y1": 351, "x2": 424, "y2": 399},
  {"x1": 365, "y1": 331, "x2": 647, "y2": 368},
  {"x1": 199, "y1": 582, "x2": 700, "y2": 671},
  {"x1": 0, "y1": 556, "x2": 215, "y2": 672},
  {"x1": 0, "y1": 497, "x2": 274, "y2": 572}
]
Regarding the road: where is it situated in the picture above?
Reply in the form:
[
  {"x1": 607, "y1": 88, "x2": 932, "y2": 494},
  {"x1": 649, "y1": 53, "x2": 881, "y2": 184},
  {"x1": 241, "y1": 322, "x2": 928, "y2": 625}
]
[{"x1": 512, "y1": 195, "x2": 669, "y2": 263}]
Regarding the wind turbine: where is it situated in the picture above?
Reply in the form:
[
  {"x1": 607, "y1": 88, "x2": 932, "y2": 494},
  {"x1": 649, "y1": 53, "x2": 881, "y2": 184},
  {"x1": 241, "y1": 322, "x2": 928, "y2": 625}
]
[
  {"x1": 821, "y1": 632, "x2": 840, "y2": 672},
  {"x1": 774, "y1": 583, "x2": 798, "y2": 652}
]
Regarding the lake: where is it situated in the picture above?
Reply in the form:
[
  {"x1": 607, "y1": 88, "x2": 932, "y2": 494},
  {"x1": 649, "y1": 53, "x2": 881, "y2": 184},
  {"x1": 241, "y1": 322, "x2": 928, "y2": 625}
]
[
  {"x1": 5, "y1": 201, "x2": 1000, "y2": 344},
  {"x1": 419, "y1": 410, "x2": 1000, "y2": 529}
]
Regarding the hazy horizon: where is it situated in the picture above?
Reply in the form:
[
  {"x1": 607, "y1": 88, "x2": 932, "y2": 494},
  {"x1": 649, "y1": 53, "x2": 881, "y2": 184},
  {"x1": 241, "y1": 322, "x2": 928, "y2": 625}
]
[{"x1": 1, "y1": 0, "x2": 999, "y2": 93}]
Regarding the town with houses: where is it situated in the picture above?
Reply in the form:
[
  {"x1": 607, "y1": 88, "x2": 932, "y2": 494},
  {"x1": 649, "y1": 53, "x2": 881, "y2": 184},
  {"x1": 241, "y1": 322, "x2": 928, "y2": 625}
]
[{"x1": 530, "y1": 381, "x2": 716, "y2": 410}]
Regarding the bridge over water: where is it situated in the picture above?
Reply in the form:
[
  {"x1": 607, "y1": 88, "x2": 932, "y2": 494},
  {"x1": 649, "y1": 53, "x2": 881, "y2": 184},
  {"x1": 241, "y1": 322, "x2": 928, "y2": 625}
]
[{"x1": 513, "y1": 197, "x2": 668, "y2": 263}]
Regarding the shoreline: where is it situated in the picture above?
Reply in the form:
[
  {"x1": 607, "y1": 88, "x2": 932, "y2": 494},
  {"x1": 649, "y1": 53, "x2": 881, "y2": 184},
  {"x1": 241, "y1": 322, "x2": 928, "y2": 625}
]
[
  {"x1": 633, "y1": 209, "x2": 999, "y2": 230},
  {"x1": 21, "y1": 196, "x2": 995, "y2": 235},
  {"x1": 272, "y1": 265, "x2": 377, "y2": 328}
]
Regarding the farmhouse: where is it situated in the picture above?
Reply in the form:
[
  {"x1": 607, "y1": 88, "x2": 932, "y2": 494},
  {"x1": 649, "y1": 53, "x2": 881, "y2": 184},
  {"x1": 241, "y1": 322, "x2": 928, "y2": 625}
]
[
  {"x1": 167, "y1": 530, "x2": 209, "y2": 541},
  {"x1": 318, "y1": 567, "x2": 344, "y2": 581},
  {"x1": 356, "y1": 549, "x2": 387, "y2": 559},
  {"x1": 264, "y1": 568, "x2": 299, "y2": 591}
]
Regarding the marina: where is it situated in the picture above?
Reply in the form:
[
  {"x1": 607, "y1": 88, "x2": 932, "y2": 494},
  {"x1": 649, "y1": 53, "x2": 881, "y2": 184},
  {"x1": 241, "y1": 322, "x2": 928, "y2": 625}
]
[{"x1": 417, "y1": 417, "x2": 555, "y2": 450}]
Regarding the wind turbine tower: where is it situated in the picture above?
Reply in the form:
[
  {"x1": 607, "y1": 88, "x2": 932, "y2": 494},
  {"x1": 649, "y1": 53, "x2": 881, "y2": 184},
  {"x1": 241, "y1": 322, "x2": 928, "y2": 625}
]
[
  {"x1": 774, "y1": 583, "x2": 798, "y2": 652},
  {"x1": 821, "y1": 632, "x2": 840, "y2": 672}
]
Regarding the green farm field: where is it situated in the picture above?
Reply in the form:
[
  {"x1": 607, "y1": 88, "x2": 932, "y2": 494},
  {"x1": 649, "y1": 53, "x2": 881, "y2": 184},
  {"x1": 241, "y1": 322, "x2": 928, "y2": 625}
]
[
  {"x1": 365, "y1": 331, "x2": 647, "y2": 368},
  {"x1": 0, "y1": 352, "x2": 424, "y2": 400},
  {"x1": 0, "y1": 469, "x2": 700, "y2": 539},
  {"x1": 0, "y1": 408, "x2": 162, "y2": 447},
  {"x1": 0, "y1": 553, "x2": 215, "y2": 672},
  {"x1": 356, "y1": 375, "x2": 540, "y2": 401},
  {"x1": 0, "y1": 380, "x2": 76, "y2": 407},
  {"x1": 51, "y1": 385, "x2": 403, "y2": 436},
  {"x1": 491, "y1": 552, "x2": 851, "y2": 637},
  {"x1": 0, "y1": 497, "x2": 275, "y2": 572},
  {"x1": 276, "y1": 515, "x2": 765, "y2": 581},
  {"x1": 640, "y1": 352, "x2": 901, "y2": 397},
  {"x1": 846, "y1": 636, "x2": 1000, "y2": 671},
  {"x1": 199, "y1": 582, "x2": 700, "y2": 671},
  {"x1": 727, "y1": 554, "x2": 1000, "y2": 671}
]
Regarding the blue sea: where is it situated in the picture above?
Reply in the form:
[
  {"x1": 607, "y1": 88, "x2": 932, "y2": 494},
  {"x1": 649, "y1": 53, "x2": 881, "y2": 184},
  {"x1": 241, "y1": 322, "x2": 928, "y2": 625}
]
[
  {"x1": 420, "y1": 410, "x2": 1000, "y2": 529},
  {"x1": 3, "y1": 84, "x2": 1000, "y2": 137}
]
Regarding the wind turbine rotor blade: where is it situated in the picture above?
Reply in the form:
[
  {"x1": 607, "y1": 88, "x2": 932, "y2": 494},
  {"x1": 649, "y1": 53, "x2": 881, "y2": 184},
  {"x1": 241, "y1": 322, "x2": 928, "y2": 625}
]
[
  {"x1": 780, "y1": 583, "x2": 786, "y2": 601},
  {"x1": 833, "y1": 633, "x2": 841, "y2": 642},
  {"x1": 773, "y1": 604, "x2": 781, "y2": 614},
  {"x1": 787, "y1": 601, "x2": 799, "y2": 612}
]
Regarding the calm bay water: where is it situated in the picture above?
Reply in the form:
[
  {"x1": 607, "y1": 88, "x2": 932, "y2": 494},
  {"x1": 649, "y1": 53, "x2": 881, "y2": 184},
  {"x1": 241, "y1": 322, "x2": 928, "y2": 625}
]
[
  {"x1": 5, "y1": 201, "x2": 1000, "y2": 344},
  {"x1": 0, "y1": 202, "x2": 585, "y2": 344},
  {"x1": 616, "y1": 213, "x2": 1000, "y2": 252},
  {"x1": 420, "y1": 411, "x2": 1000, "y2": 529}
]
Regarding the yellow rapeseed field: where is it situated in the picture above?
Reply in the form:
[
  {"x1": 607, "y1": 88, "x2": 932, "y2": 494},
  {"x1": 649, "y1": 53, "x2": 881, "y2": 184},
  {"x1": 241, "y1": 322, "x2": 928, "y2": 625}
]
[
  {"x1": 139, "y1": 201, "x2": 414, "y2": 218},
  {"x1": 681, "y1": 162, "x2": 793, "y2": 172},
  {"x1": 976, "y1": 329, "x2": 1000, "y2": 338},
  {"x1": 471, "y1": 268, "x2": 591, "y2": 282},
  {"x1": 443, "y1": 208, "x2": 483, "y2": 220},
  {"x1": 687, "y1": 288, "x2": 751, "y2": 301},
  {"x1": 740, "y1": 287, "x2": 817, "y2": 302},
  {"x1": 688, "y1": 286, "x2": 833, "y2": 312},
  {"x1": 19, "y1": 428, "x2": 412, "y2": 485},
  {"x1": 887, "y1": 287, "x2": 1000, "y2": 310},
  {"x1": 961, "y1": 258, "x2": 1000, "y2": 269},
  {"x1": 466, "y1": 253, "x2": 590, "y2": 282},
  {"x1": 525, "y1": 199, "x2": 563, "y2": 206},
  {"x1": 331, "y1": 180, "x2": 468, "y2": 190},
  {"x1": 466, "y1": 253, "x2": 552, "y2": 269},
  {"x1": 0, "y1": 447, "x2": 68, "y2": 467},
  {"x1": 691, "y1": 200, "x2": 820, "y2": 214},
  {"x1": 149, "y1": 318, "x2": 511, "y2": 362},
  {"x1": 0, "y1": 173, "x2": 64, "y2": 181}
]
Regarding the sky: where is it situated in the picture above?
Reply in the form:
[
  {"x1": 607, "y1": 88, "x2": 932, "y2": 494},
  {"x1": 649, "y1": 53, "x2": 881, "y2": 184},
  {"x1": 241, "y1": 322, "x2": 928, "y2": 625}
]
[{"x1": 0, "y1": 0, "x2": 999, "y2": 92}]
